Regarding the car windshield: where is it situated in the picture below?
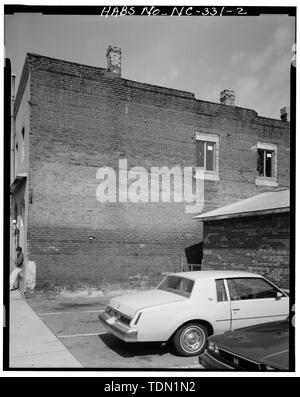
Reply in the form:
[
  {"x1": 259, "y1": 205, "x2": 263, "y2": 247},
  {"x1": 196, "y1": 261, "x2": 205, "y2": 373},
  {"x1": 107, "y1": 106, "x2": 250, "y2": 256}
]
[{"x1": 157, "y1": 275, "x2": 194, "y2": 297}]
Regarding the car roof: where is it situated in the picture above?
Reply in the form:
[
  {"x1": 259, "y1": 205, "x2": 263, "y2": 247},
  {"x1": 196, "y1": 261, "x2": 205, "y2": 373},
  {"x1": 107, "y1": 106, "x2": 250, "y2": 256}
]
[{"x1": 169, "y1": 270, "x2": 262, "y2": 281}]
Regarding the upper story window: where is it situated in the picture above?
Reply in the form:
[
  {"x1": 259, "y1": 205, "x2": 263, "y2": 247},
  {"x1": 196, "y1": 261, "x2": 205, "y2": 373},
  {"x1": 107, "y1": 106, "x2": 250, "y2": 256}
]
[
  {"x1": 20, "y1": 127, "x2": 25, "y2": 163},
  {"x1": 196, "y1": 141, "x2": 216, "y2": 171},
  {"x1": 257, "y1": 149, "x2": 274, "y2": 177},
  {"x1": 195, "y1": 133, "x2": 219, "y2": 181},
  {"x1": 255, "y1": 142, "x2": 278, "y2": 187}
]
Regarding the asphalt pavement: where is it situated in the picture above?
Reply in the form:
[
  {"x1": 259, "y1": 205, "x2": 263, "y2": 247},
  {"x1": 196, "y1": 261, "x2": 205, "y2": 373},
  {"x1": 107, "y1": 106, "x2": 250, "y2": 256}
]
[{"x1": 22, "y1": 293, "x2": 204, "y2": 369}]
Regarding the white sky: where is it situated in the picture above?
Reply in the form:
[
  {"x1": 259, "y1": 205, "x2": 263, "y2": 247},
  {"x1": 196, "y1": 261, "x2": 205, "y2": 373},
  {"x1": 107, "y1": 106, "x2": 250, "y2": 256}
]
[{"x1": 4, "y1": 13, "x2": 295, "y2": 119}]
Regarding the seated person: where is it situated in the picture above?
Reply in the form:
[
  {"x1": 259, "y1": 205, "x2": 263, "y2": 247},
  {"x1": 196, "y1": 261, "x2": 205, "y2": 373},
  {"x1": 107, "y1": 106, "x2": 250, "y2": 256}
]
[{"x1": 10, "y1": 247, "x2": 24, "y2": 291}]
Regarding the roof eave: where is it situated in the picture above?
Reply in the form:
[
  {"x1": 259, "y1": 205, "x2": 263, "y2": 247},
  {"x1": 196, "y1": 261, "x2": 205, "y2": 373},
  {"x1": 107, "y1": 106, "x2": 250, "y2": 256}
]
[
  {"x1": 195, "y1": 207, "x2": 290, "y2": 222},
  {"x1": 14, "y1": 56, "x2": 29, "y2": 116}
]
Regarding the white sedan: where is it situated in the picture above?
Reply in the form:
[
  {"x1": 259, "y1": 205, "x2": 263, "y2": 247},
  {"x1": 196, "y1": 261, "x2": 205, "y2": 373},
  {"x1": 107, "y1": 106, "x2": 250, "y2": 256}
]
[{"x1": 99, "y1": 271, "x2": 289, "y2": 356}]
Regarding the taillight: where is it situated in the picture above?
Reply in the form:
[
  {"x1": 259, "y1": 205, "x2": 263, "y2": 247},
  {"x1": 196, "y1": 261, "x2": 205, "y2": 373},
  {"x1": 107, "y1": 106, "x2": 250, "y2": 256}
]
[
  {"x1": 105, "y1": 306, "x2": 114, "y2": 317},
  {"x1": 134, "y1": 312, "x2": 142, "y2": 325}
]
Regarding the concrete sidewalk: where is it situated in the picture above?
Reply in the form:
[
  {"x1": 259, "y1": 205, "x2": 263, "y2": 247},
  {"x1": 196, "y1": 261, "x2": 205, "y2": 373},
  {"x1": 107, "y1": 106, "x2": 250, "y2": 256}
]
[{"x1": 9, "y1": 290, "x2": 82, "y2": 368}]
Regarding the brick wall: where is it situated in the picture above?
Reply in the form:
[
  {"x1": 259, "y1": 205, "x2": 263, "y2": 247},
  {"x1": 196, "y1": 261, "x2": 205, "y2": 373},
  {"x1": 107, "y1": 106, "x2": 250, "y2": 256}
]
[
  {"x1": 14, "y1": 53, "x2": 290, "y2": 290},
  {"x1": 11, "y1": 73, "x2": 30, "y2": 271},
  {"x1": 202, "y1": 212, "x2": 290, "y2": 289}
]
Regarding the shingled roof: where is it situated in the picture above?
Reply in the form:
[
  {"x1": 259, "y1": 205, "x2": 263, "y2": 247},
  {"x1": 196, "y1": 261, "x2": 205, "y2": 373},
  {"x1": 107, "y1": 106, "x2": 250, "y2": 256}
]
[{"x1": 195, "y1": 189, "x2": 290, "y2": 221}]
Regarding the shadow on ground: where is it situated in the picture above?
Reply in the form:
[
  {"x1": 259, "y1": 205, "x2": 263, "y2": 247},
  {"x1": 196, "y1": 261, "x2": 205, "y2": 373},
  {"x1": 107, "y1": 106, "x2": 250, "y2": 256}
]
[
  {"x1": 99, "y1": 334, "x2": 176, "y2": 359},
  {"x1": 55, "y1": 302, "x2": 105, "y2": 309},
  {"x1": 26, "y1": 297, "x2": 108, "y2": 314}
]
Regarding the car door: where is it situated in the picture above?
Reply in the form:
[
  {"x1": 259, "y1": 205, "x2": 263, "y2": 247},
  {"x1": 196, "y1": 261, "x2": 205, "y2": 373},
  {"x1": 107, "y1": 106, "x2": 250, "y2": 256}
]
[{"x1": 226, "y1": 277, "x2": 289, "y2": 331}]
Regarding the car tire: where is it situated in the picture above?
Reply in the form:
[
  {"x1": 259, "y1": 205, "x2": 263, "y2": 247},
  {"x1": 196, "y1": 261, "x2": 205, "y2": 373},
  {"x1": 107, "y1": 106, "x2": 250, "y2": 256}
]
[{"x1": 172, "y1": 322, "x2": 208, "y2": 357}]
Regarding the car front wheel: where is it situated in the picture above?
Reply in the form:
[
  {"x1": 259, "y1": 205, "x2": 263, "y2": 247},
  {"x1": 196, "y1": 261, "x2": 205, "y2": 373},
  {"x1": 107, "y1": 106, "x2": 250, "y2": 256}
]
[{"x1": 172, "y1": 323, "x2": 208, "y2": 356}]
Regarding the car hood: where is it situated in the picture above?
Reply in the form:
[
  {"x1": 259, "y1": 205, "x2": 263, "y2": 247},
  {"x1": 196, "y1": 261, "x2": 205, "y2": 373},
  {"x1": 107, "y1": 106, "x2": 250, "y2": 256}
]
[
  {"x1": 211, "y1": 320, "x2": 289, "y2": 370},
  {"x1": 108, "y1": 289, "x2": 187, "y2": 317}
]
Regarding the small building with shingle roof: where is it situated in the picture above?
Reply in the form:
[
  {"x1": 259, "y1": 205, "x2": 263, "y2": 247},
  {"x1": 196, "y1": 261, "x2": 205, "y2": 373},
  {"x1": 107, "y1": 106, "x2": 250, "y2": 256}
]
[{"x1": 195, "y1": 190, "x2": 290, "y2": 288}]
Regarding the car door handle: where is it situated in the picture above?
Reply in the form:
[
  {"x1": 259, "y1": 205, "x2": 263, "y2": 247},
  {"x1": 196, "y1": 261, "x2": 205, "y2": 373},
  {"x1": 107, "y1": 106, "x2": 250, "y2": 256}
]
[{"x1": 232, "y1": 308, "x2": 240, "y2": 311}]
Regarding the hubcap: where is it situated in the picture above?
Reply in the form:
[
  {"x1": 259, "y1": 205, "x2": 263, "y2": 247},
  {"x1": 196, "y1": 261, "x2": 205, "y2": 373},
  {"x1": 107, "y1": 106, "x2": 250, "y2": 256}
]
[{"x1": 180, "y1": 326, "x2": 205, "y2": 353}]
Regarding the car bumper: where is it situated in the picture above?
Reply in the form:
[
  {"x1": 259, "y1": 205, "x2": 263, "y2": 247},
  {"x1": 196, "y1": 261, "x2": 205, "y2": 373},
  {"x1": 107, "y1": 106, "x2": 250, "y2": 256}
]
[
  {"x1": 199, "y1": 350, "x2": 235, "y2": 370},
  {"x1": 99, "y1": 312, "x2": 138, "y2": 342}
]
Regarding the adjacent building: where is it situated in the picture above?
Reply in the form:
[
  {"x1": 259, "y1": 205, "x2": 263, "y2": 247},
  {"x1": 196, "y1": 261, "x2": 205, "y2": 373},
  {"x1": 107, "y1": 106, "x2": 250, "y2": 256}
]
[
  {"x1": 195, "y1": 189, "x2": 290, "y2": 288},
  {"x1": 10, "y1": 47, "x2": 290, "y2": 291}
]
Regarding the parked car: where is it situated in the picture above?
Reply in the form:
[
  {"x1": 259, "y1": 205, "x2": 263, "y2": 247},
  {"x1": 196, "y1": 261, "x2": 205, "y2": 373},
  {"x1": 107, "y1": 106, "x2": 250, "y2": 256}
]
[
  {"x1": 199, "y1": 319, "x2": 289, "y2": 370},
  {"x1": 99, "y1": 271, "x2": 289, "y2": 356}
]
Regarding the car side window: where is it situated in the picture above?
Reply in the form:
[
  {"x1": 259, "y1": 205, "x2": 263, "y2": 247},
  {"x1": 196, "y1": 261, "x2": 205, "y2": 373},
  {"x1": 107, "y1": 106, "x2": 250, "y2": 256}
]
[
  {"x1": 227, "y1": 278, "x2": 279, "y2": 301},
  {"x1": 215, "y1": 279, "x2": 228, "y2": 302}
]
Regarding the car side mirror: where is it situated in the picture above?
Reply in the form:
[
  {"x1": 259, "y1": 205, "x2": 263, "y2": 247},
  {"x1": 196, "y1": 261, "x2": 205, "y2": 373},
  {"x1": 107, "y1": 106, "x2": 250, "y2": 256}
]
[{"x1": 276, "y1": 292, "x2": 283, "y2": 300}]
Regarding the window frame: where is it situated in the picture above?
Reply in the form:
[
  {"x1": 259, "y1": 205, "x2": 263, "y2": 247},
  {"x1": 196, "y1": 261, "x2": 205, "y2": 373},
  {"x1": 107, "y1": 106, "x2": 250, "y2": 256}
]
[
  {"x1": 195, "y1": 133, "x2": 220, "y2": 181},
  {"x1": 157, "y1": 275, "x2": 195, "y2": 298},
  {"x1": 225, "y1": 277, "x2": 284, "y2": 301},
  {"x1": 257, "y1": 149, "x2": 274, "y2": 177},
  {"x1": 255, "y1": 142, "x2": 278, "y2": 187},
  {"x1": 215, "y1": 279, "x2": 228, "y2": 302}
]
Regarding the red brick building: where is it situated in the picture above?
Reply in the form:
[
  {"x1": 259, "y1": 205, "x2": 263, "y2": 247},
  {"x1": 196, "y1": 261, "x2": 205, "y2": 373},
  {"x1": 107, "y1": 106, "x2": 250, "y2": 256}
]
[
  {"x1": 195, "y1": 190, "x2": 290, "y2": 289},
  {"x1": 10, "y1": 47, "x2": 290, "y2": 291}
]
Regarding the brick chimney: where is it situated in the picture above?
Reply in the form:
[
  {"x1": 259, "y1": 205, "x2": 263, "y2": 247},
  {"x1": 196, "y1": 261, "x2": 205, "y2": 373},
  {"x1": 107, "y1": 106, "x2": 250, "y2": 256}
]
[
  {"x1": 220, "y1": 89, "x2": 235, "y2": 106},
  {"x1": 280, "y1": 106, "x2": 290, "y2": 122},
  {"x1": 106, "y1": 46, "x2": 121, "y2": 76}
]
